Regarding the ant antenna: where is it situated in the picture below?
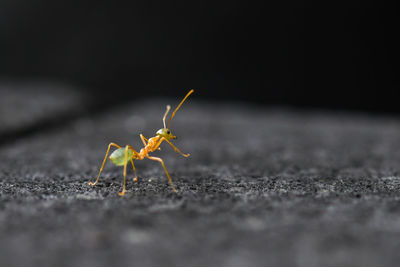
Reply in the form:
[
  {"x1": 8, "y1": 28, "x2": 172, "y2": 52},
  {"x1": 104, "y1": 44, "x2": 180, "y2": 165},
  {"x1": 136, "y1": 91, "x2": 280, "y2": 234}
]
[
  {"x1": 167, "y1": 89, "x2": 194, "y2": 128},
  {"x1": 163, "y1": 105, "x2": 171, "y2": 129}
]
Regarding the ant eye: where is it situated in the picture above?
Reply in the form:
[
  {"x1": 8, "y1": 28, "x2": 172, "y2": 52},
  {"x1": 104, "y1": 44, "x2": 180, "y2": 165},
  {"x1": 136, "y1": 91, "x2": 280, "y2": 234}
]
[{"x1": 167, "y1": 131, "x2": 170, "y2": 134}]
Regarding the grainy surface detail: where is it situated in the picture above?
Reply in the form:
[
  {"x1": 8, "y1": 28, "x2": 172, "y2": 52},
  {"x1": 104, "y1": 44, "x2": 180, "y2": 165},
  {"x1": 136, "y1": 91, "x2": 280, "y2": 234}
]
[{"x1": 1, "y1": 92, "x2": 400, "y2": 267}]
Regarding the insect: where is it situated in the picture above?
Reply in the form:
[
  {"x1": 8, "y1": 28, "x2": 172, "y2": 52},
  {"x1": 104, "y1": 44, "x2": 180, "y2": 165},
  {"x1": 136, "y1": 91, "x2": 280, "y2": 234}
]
[{"x1": 88, "y1": 89, "x2": 194, "y2": 196}]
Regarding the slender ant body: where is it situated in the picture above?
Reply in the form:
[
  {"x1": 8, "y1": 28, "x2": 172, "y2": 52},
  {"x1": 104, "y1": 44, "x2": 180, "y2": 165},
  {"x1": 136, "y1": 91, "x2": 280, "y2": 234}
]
[{"x1": 88, "y1": 90, "x2": 194, "y2": 196}]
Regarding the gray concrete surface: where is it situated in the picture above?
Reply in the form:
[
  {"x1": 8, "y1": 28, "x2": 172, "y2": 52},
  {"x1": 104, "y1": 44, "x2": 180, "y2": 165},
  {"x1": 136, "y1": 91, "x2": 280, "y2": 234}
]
[{"x1": 1, "y1": 91, "x2": 400, "y2": 267}]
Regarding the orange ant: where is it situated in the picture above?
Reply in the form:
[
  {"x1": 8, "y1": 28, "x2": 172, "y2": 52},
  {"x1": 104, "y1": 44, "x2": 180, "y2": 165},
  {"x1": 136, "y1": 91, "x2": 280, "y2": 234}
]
[{"x1": 88, "y1": 90, "x2": 194, "y2": 196}]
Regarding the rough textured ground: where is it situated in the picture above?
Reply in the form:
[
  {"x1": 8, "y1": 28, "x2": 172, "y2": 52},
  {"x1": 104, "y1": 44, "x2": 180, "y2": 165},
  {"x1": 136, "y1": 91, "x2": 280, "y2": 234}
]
[{"x1": 1, "y1": 88, "x2": 400, "y2": 267}]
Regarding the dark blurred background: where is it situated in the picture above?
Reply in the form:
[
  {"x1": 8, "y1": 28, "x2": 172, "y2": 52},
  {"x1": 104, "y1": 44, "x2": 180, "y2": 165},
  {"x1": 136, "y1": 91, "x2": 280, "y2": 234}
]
[{"x1": 0, "y1": 1, "x2": 398, "y2": 113}]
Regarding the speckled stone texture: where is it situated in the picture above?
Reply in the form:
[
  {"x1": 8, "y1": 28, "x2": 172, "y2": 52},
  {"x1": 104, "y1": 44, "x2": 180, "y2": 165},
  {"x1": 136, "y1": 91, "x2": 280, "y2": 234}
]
[{"x1": 1, "y1": 89, "x2": 400, "y2": 267}]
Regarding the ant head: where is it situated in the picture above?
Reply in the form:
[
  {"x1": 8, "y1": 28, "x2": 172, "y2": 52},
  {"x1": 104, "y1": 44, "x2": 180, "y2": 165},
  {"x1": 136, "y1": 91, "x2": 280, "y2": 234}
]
[{"x1": 156, "y1": 128, "x2": 176, "y2": 140}]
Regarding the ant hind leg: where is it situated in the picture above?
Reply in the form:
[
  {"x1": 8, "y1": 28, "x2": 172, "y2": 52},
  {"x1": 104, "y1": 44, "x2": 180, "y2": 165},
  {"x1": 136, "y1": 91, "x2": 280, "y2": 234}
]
[{"x1": 89, "y1": 142, "x2": 121, "y2": 186}]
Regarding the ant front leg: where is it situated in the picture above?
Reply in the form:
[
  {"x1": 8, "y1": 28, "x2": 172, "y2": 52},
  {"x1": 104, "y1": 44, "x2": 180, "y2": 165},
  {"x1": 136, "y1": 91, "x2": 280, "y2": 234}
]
[
  {"x1": 163, "y1": 138, "x2": 190, "y2": 157},
  {"x1": 89, "y1": 142, "x2": 121, "y2": 186},
  {"x1": 140, "y1": 134, "x2": 148, "y2": 146},
  {"x1": 147, "y1": 156, "x2": 178, "y2": 193}
]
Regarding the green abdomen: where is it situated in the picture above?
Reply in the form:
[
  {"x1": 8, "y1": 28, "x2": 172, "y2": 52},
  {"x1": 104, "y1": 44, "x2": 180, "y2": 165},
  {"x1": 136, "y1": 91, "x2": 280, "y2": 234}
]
[{"x1": 109, "y1": 148, "x2": 133, "y2": 166}]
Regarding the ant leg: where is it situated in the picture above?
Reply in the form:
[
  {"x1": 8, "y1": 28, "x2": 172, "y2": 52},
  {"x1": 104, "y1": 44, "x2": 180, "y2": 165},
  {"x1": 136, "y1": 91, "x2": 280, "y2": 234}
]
[
  {"x1": 127, "y1": 145, "x2": 141, "y2": 158},
  {"x1": 130, "y1": 159, "x2": 138, "y2": 182},
  {"x1": 89, "y1": 142, "x2": 121, "y2": 186},
  {"x1": 119, "y1": 145, "x2": 130, "y2": 196},
  {"x1": 163, "y1": 138, "x2": 190, "y2": 157},
  {"x1": 147, "y1": 156, "x2": 177, "y2": 193},
  {"x1": 140, "y1": 134, "x2": 148, "y2": 146}
]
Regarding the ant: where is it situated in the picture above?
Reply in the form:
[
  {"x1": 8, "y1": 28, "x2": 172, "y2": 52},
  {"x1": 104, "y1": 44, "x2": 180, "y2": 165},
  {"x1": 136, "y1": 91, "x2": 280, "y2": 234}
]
[{"x1": 88, "y1": 90, "x2": 194, "y2": 196}]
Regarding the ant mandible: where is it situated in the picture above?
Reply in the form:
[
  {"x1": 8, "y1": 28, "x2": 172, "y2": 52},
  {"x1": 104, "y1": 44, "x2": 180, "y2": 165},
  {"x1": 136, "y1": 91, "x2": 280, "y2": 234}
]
[{"x1": 88, "y1": 90, "x2": 194, "y2": 196}]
